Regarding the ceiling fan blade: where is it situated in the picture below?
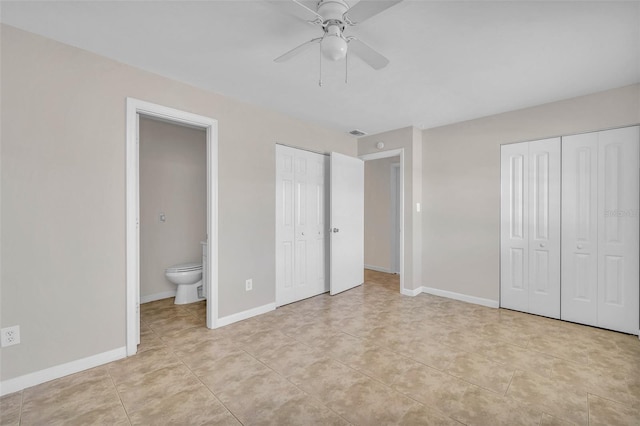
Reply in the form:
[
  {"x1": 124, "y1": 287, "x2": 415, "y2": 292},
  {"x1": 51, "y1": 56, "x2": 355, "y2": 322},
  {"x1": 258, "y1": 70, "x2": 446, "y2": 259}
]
[
  {"x1": 347, "y1": 38, "x2": 390, "y2": 70},
  {"x1": 343, "y1": 0, "x2": 403, "y2": 25},
  {"x1": 265, "y1": 0, "x2": 323, "y2": 24},
  {"x1": 275, "y1": 37, "x2": 322, "y2": 63}
]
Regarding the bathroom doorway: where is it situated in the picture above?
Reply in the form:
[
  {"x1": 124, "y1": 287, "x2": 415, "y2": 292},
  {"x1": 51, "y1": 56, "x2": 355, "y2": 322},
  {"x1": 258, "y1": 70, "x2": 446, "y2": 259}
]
[
  {"x1": 138, "y1": 117, "x2": 206, "y2": 304},
  {"x1": 126, "y1": 99, "x2": 218, "y2": 356}
]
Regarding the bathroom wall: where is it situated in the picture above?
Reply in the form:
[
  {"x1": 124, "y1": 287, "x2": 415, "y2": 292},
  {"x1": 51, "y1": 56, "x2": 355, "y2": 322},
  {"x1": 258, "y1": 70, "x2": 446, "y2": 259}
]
[
  {"x1": 364, "y1": 156, "x2": 398, "y2": 272},
  {"x1": 139, "y1": 117, "x2": 207, "y2": 300}
]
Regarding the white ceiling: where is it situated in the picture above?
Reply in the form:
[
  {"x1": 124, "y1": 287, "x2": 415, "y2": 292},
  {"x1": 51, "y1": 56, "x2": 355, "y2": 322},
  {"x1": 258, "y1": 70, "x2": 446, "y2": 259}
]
[{"x1": 2, "y1": 1, "x2": 639, "y2": 135}]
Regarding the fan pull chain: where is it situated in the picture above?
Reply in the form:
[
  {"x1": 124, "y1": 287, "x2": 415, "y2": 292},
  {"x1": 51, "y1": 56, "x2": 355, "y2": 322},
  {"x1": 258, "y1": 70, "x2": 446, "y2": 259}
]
[
  {"x1": 318, "y1": 42, "x2": 323, "y2": 87},
  {"x1": 345, "y1": 52, "x2": 348, "y2": 84}
]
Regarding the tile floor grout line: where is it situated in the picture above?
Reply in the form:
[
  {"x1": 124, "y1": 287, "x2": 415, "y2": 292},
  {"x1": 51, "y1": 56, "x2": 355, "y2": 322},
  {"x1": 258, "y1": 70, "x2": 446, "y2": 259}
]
[
  {"x1": 375, "y1": 380, "x2": 463, "y2": 425},
  {"x1": 441, "y1": 368, "x2": 515, "y2": 398},
  {"x1": 18, "y1": 389, "x2": 24, "y2": 426},
  {"x1": 585, "y1": 388, "x2": 636, "y2": 409},
  {"x1": 504, "y1": 368, "x2": 516, "y2": 397},
  {"x1": 241, "y1": 347, "x2": 354, "y2": 425},
  {"x1": 106, "y1": 365, "x2": 134, "y2": 425},
  {"x1": 176, "y1": 354, "x2": 246, "y2": 426}
]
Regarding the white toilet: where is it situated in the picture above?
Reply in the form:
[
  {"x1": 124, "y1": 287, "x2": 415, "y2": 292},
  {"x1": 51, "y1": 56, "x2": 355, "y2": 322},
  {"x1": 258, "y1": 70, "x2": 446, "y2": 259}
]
[{"x1": 165, "y1": 262, "x2": 204, "y2": 305}]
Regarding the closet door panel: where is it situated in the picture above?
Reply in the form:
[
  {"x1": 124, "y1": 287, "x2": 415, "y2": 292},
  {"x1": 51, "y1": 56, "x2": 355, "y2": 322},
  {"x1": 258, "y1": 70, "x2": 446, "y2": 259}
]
[
  {"x1": 561, "y1": 133, "x2": 598, "y2": 327},
  {"x1": 294, "y1": 154, "x2": 311, "y2": 298},
  {"x1": 276, "y1": 146, "x2": 329, "y2": 307},
  {"x1": 528, "y1": 138, "x2": 561, "y2": 318},
  {"x1": 597, "y1": 126, "x2": 639, "y2": 334},
  {"x1": 276, "y1": 145, "x2": 297, "y2": 306},
  {"x1": 500, "y1": 142, "x2": 529, "y2": 312},
  {"x1": 301, "y1": 151, "x2": 328, "y2": 300}
]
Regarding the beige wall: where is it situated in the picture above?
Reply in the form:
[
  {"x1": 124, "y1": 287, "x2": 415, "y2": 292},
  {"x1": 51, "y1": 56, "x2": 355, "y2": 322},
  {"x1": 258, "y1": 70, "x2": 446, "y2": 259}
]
[
  {"x1": 358, "y1": 127, "x2": 423, "y2": 291},
  {"x1": 139, "y1": 117, "x2": 206, "y2": 299},
  {"x1": 364, "y1": 156, "x2": 398, "y2": 271},
  {"x1": 0, "y1": 25, "x2": 355, "y2": 381},
  {"x1": 422, "y1": 84, "x2": 640, "y2": 302}
]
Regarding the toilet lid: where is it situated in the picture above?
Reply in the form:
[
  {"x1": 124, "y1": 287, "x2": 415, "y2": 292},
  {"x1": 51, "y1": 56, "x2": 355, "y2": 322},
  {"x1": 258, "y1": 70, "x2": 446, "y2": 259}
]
[{"x1": 166, "y1": 262, "x2": 202, "y2": 273}]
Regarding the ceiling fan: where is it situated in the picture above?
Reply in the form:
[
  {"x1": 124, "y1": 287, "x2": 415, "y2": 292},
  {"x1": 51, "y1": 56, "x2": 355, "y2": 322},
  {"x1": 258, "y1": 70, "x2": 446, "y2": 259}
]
[{"x1": 269, "y1": 0, "x2": 403, "y2": 71}]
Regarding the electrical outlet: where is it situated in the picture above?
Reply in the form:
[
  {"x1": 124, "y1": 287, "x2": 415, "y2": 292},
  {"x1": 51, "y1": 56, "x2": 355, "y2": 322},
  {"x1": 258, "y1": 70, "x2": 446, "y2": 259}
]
[
  {"x1": 245, "y1": 279, "x2": 253, "y2": 291},
  {"x1": 1, "y1": 326, "x2": 20, "y2": 347}
]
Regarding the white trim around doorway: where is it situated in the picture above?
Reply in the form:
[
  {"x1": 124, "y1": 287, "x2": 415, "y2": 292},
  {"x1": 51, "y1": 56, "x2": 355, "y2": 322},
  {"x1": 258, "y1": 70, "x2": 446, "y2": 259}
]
[
  {"x1": 359, "y1": 149, "x2": 406, "y2": 295},
  {"x1": 125, "y1": 98, "x2": 219, "y2": 357},
  {"x1": 390, "y1": 162, "x2": 401, "y2": 274}
]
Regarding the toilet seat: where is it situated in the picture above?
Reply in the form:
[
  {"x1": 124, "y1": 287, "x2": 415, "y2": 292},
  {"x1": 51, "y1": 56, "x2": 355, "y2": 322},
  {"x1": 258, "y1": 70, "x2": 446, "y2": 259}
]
[{"x1": 165, "y1": 262, "x2": 202, "y2": 274}]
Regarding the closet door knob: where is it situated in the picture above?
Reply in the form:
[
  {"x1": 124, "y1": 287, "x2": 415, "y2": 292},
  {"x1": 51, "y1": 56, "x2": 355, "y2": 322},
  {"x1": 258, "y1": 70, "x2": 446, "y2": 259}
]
[
  {"x1": 577, "y1": 244, "x2": 584, "y2": 249},
  {"x1": 539, "y1": 243, "x2": 545, "y2": 248}
]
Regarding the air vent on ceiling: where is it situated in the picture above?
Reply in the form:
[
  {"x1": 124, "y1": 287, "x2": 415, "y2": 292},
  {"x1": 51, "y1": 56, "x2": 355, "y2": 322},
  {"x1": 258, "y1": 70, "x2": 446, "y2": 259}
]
[{"x1": 349, "y1": 129, "x2": 367, "y2": 137}]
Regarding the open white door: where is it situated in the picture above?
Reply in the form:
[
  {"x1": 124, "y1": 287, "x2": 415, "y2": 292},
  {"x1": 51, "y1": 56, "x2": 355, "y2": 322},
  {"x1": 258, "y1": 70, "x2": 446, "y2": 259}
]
[{"x1": 330, "y1": 152, "x2": 364, "y2": 295}]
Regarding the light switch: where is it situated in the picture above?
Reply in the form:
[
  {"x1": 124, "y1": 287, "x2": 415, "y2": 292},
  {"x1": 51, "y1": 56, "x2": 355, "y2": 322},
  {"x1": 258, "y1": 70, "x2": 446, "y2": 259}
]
[
  {"x1": 159, "y1": 212, "x2": 166, "y2": 222},
  {"x1": 416, "y1": 203, "x2": 421, "y2": 212}
]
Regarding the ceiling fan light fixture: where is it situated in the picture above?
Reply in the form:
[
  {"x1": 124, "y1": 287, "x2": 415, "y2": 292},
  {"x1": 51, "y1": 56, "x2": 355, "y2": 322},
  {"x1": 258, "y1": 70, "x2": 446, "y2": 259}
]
[
  {"x1": 322, "y1": 34, "x2": 347, "y2": 61},
  {"x1": 271, "y1": 0, "x2": 402, "y2": 72}
]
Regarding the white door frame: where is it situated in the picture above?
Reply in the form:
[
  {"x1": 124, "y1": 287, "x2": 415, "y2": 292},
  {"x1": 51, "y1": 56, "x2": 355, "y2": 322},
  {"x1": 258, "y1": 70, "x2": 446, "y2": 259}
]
[
  {"x1": 125, "y1": 98, "x2": 218, "y2": 356},
  {"x1": 390, "y1": 162, "x2": 401, "y2": 274},
  {"x1": 359, "y1": 149, "x2": 405, "y2": 294}
]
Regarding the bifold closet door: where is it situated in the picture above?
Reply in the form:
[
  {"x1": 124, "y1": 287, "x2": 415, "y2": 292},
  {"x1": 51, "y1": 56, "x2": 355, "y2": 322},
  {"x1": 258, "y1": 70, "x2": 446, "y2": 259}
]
[
  {"x1": 275, "y1": 145, "x2": 328, "y2": 306},
  {"x1": 561, "y1": 133, "x2": 599, "y2": 326},
  {"x1": 500, "y1": 138, "x2": 560, "y2": 318},
  {"x1": 597, "y1": 127, "x2": 639, "y2": 333},
  {"x1": 528, "y1": 139, "x2": 561, "y2": 318},
  {"x1": 276, "y1": 146, "x2": 296, "y2": 306},
  {"x1": 501, "y1": 142, "x2": 529, "y2": 313},
  {"x1": 562, "y1": 126, "x2": 639, "y2": 334}
]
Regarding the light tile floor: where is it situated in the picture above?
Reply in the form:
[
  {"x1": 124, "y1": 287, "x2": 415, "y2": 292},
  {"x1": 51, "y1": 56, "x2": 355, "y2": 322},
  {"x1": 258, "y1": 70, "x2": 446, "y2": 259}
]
[{"x1": 2, "y1": 270, "x2": 639, "y2": 425}]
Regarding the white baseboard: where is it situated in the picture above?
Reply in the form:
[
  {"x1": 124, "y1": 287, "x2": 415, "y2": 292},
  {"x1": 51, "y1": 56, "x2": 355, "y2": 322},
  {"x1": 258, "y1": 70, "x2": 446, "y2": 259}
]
[
  {"x1": 421, "y1": 286, "x2": 499, "y2": 309},
  {"x1": 364, "y1": 265, "x2": 393, "y2": 273},
  {"x1": 0, "y1": 346, "x2": 126, "y2": 396},
  {"x1": 401, "y1": 286, "x2": 423, "y2": 297},
  {"x1": 216, "y1": 303, "x2": 276, "y2": 328},
  {"x1": 140, "y1": 290, "x2": 176, "y2": 304}
]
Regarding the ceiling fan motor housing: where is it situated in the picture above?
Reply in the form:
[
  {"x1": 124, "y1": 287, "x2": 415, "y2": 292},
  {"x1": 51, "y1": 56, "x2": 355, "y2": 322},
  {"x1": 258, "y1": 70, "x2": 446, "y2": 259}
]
[{"x1": 317, "y1": 0, "x2": 349, "y2": 22}]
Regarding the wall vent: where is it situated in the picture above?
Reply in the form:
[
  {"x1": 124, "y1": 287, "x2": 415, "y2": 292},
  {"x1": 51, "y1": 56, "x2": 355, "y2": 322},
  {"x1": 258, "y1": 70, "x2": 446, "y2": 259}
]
[{"x1": 349, "y1": 129, "x2": 367, "y2": 137}]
